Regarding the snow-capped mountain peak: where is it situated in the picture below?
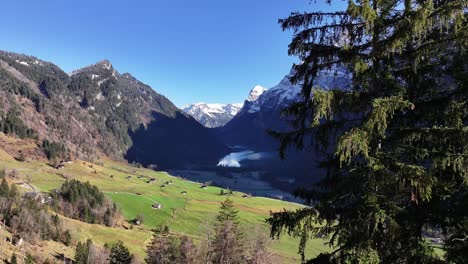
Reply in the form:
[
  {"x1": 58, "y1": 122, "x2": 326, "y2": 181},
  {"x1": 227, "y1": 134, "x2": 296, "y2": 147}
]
[
  {"x1": 247, "y1": 85, "x2": 267, "y2": 101},
  {"x1": 183, "y1": 103, "x2": 243, "y2": 128},
  {"x1": 237, "y1": 67, "x2": 350, "y2": 115}
]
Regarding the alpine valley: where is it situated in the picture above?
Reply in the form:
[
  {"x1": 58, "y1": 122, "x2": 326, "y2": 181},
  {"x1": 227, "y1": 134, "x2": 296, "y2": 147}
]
[{"x1": 0, "y1": 50, "x2": 333, "y2": 263}]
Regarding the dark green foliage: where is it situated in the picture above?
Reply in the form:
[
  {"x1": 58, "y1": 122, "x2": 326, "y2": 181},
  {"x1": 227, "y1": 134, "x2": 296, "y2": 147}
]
[
  {"x1": 75, "y1": 239, "x2": 92, "y2": 264},
  {"x1": 24, "y1": 254, "x2": 35, "y2": 264},
  {"x1": 212, "y1": 199, "x2": 244, "y2": 264},
  {"x1": 0, "y1": 178, "x2": 67, "y2": 244},
  {"x1": 0, "y1": 68, "x2": 45, "y2": 112},
  {"x1": 216, "y1": 199, "x2": 239, "y2": 224},
  {"x1": 268, "y1": 1, "x2": 467, "y2": 263},
  {"x1": 38, "y1": 77, "x2": 63, "y2": 98},
  {"x1": 0, "y1": 110, "x2": 38, "y2": 139},
  {"x1": 152, "y1": 224, "x2": 170, "y2": 235},
  {"x1": 62, "y1": 229, "x2": 72, "y2": 246},
  {"x1": 10, "y1": 254, "x2": 17, "y2": 264},
  {"x1": 109, "y1": 240, "x2": 134, "y2": 264},
  {"x1": 51, "y1": 180, "x2": 119, "y2": 226},
  {"x1": 0, "y1": 177, "x2": 8, "y2": 196},
  {"x1": 42, "y1": 140, "x2": 66, "y2": 160},
  {"x1": 219, "y1": 188, "x2": 234, "y2": 196}
]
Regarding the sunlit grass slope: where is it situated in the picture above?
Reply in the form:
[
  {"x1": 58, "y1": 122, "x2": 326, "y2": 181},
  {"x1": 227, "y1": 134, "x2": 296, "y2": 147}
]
[{"x1": 0, "y1": 153, "x2": 330, "y2": 262}]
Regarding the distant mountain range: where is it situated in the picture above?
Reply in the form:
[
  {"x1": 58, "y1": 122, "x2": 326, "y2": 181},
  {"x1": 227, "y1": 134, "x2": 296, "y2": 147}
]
[
  {"x1": 182, "y1": 103, "x2": 243, "y2": 128},
  {"x1": 182, "y1": 85, "x2": 269, "y2": 128},
  {"x1": 0, "y1": 50, "x2": 227, "y2": 168}
]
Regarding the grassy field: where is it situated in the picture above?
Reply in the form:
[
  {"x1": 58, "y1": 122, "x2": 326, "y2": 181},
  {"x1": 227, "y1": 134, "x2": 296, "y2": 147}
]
[{"x1": 0, "y1": 146, "x2": 330, "y2": 263}]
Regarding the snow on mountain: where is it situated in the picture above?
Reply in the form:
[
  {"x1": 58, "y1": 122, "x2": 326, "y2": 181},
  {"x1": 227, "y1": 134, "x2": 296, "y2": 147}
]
[
  {"x1": 247, "y1": 85, "x2": 267, "y2": 101},
  {"x1": 240, "y1": 68, "x2": 350, "y2": 115},
  {"x1": 217, "y1": 67, "x2": 351, "y2": 148},
  {"x1": 183, "y1": 103, "x2": 243, "y2": 128}
]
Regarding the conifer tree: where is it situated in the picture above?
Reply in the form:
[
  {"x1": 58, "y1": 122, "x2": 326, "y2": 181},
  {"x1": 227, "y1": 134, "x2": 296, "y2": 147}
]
[
  {"x1": 212, "y1": 199, "x2": 244, "y2": 264},
  {"x1": 0, "y1": 177, "x2": 9, "y2": 197},
  {"x1": 109, "y1": 240, "x2": 133, "y2": 264},
  {"x1": 268, "y1": 1, "x2": 467, "y2": 263},
  {"x1": 216, "y1": 198, "x2": 239, "y2": 224},
  {"x1": 75, "y1": 239, "x2": 92, "y2": 264}
]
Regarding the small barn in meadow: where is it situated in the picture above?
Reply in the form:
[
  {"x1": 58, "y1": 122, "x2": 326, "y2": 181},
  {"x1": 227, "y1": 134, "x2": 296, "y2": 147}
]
[
  {"x1": 152, "y1": 203, "x2": 162, "y2": 209},
  {"x1": 147, "y1": 178, "x2": 157, "y2": 184}
]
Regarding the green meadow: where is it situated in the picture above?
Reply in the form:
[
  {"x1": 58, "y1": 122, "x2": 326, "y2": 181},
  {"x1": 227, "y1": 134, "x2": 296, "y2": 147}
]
[{"x1": 0, "y1": 149, "x2": 329, "y2": 262}]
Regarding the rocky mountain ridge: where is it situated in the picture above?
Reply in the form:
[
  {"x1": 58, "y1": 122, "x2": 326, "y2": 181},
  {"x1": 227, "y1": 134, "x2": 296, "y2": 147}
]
[
  {"x1": 182, "y1": 103, "x2": 242, "y2": 128},
  {"x1": 0, "y1": 50, "x2": 227, "y2": 168}
]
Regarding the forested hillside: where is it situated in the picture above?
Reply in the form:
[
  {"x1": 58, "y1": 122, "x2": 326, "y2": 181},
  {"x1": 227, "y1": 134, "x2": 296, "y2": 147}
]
[{"x1": 0, "y1": 51, "x2": 227, "y2": 168}]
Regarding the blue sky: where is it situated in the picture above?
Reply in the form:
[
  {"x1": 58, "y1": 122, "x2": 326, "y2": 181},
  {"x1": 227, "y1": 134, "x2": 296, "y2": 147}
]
[{"x1": 0, "y1": 0, "x2": 342, "y2": 107}]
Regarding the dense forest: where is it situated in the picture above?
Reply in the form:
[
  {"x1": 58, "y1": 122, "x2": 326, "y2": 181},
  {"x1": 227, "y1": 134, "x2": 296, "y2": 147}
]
[
  {"x1": 0, "y1": 110, "x2": 38, "y2": 140},
  {"x1": 50, "y1": 180, "x2": 119, "y2": 226}
]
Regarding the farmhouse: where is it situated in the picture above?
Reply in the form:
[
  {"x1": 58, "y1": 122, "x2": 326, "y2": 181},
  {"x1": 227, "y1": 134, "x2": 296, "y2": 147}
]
[
  {"x1": 147, "y1": 178, "x2": 156, "y2": 184},
  {"x1": 152, "y1": 203, "x2": 162, "y2": 209}
]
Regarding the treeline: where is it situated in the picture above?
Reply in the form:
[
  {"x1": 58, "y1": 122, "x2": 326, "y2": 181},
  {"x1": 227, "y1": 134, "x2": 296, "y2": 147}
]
[
  {"x1": 50, "y1": 180, "x2": 119, "y2": 226},
  {"x1": 42, "y1": 139, "x2": 66, "y2": 160},
  {"x1": 0, "y1": 110, "x2": 38, "y2": 140},
  {"x1": 0, "y1": 174, "x2": 71, "y2": 246},
  {"x1": 0, "y1": 68, "x2": 45, "y2": 112},
  {"x1": 75, "y1": 240, "x2": 134, "y2": 264},
  {"x1": 145, "y1": 199, "x2": 275, "y2": 264}
]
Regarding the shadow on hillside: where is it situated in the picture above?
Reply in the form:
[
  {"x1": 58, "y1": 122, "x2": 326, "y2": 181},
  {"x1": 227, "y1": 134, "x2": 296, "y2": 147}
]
[{"x1": 125, "y1": 111, "x2": 229, "y2": 169}]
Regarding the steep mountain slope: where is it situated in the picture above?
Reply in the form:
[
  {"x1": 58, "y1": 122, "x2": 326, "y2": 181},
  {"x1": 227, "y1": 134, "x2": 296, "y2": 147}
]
[
  {"x1": 217, "y1": 69, "x2": 350, "y2": 149},
  {"x1": 214, "y1": 68, "x2": 350, "y2": 188},
  {"x1": 0, "y1": 50, "x2": 227, "y2": 168},
  {"x1": 183, "y1": 103, "x2": 242, "y2": 128}
]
